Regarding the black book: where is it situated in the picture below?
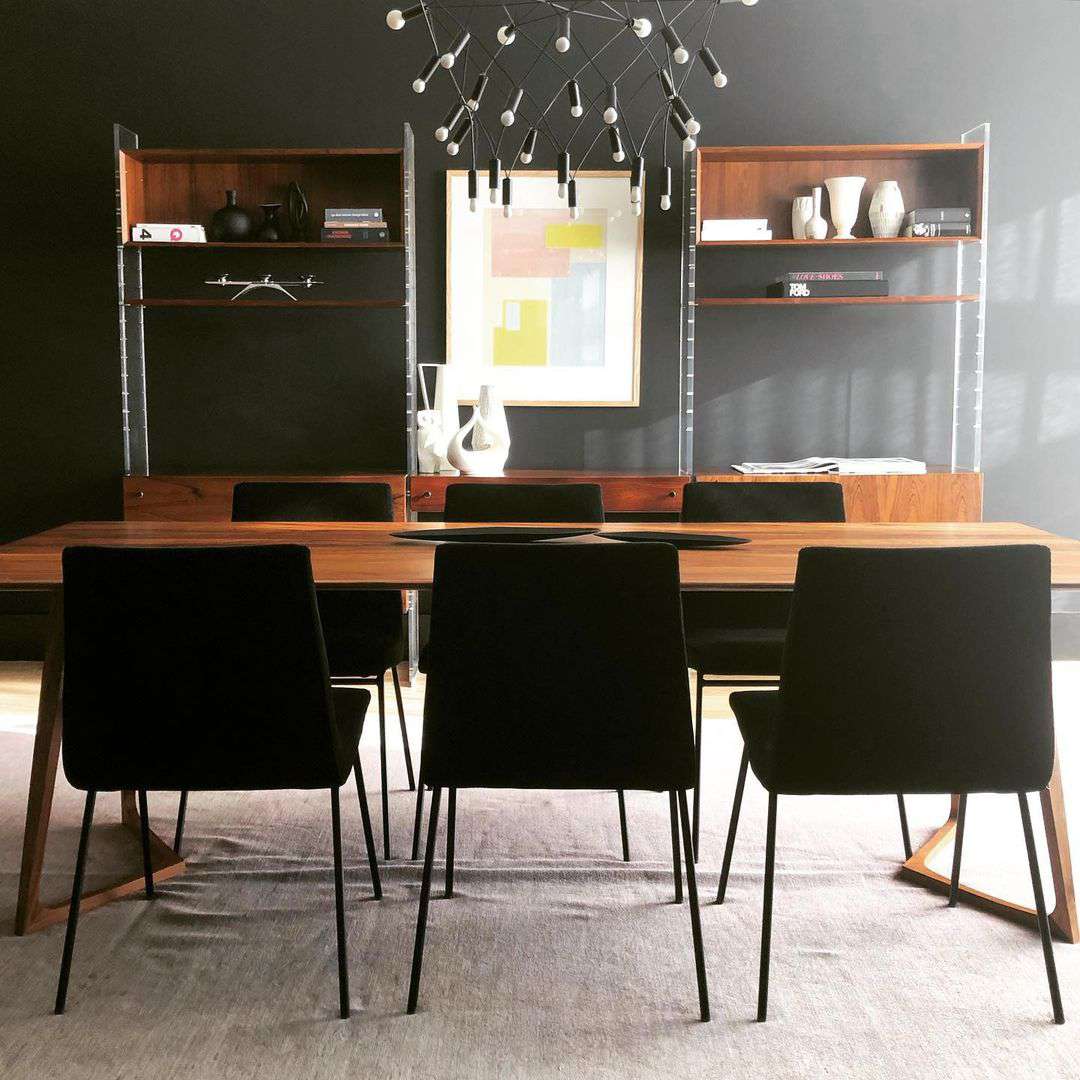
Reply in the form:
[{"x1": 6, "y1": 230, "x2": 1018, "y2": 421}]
[
  {"x1": 768, "y1": 279, "x2": 890, "y2": 298},
  {"x1": 782, "y1": 270, "x2": 885, "y2": 283},
  {"x1": 904, "y1": 207, "x2": 973, "y2": 225},
  {"x1": 902, "y1": 222, "x2": 972, "y2": 238}
]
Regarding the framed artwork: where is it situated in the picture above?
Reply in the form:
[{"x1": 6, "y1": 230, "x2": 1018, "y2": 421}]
[{"x1": 446, "y1": 170, "x2": 643, "y2": 407}]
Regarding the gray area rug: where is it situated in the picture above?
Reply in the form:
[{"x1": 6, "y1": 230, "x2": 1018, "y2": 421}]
[{"x1": 1, "y1": 663, "x2": 1078, "y2": 1079}]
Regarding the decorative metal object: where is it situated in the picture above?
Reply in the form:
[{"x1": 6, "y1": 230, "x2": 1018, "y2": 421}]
[
  {"x1": 286, "y1": 181, "x2": 310, "y2": 240},
  {"x1": 384, "y1": 0, "x2": 762, "y2": 215},
  {"x1": 204, "y1": 274, "x2": 323, "y2": 301}
]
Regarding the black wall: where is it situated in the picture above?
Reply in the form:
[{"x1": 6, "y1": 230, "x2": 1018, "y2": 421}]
[{"x1": 4, "y1": 0, "x2": 1080, "y2": 547}]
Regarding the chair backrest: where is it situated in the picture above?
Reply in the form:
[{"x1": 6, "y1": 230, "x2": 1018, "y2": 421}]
[
  {"x1": 422, "y1": 544, "x2": 694, "y2": 791},
  {"x1": 443, "y1": 483, "x2": 605, "y2": 523},
  {"x1": 681, "y1": 481, "x2": 846, "y2": 523},
  {"x1": 62, "y1": 545, "x2": 354, "y2": 792},
  {"x1": 232, "y1": 481, "x2": 394, "y2": 522},
  {"x1": 772, "y1": 545, "x2": 1054, "y2": 795}
]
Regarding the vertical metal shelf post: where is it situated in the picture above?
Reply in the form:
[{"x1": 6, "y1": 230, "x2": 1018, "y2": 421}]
[
  {"x1": 677, "y1": 149, "x2": 698, "y2": 477},
  {"x1": 951, "y1": 122, "x2": 990, "y2": 473},
  {"x1": 402, "y1": 122, "x2": 421, "y2": 677},
  {"x1": 114, "y1": 123, "x2": 149, "y2": 476}
]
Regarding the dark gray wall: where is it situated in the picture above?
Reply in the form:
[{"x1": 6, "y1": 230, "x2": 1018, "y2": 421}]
[{"x1": 3, "y1": 0, "x2": 1079, "y2": 545}]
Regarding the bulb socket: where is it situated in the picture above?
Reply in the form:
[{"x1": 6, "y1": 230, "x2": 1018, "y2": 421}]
[
  {"x1": 467, "y1": 74, "x2": 488, "y2": 110},
  {"x1": 521, "y1": 127, "x2": 538, "y2": 164},
  {"x1": 658, "y1": 69, "x2": 675, "y2": 99},
  {"x1": 567, "y1": 80, "x2": 582, "y2": 117},
  {"x1": 489, "y1": 157, "x2": 501, "y2": 190},
  {"x1": 608, "y1": 127, "x2": 624, "y2": 163},
  {"x1": 557, "y1": 151, "x2": 570, "y2": 186},
  {"x1": 467, "y1": 169, "x2": 478, "y2": 201},
  {"x1": 631, "y1": 155, "x2": 645, "y2": 190}
]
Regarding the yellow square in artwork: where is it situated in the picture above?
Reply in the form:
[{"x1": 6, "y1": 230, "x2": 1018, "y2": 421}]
[
  {"x1": 544, "y1": 222, "x2": 604, "y2": 249},
  {"x1": 493, "y1": 299, "x2": 548, "y2": 366}
]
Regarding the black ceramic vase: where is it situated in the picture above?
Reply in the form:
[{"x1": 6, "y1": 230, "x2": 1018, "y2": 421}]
[
  {"x1": 209, "y1": 190, "x2": 252, "y2": 241},
  {"x1": 255, "y1": 203, "x2": 284, "y2": 242}
]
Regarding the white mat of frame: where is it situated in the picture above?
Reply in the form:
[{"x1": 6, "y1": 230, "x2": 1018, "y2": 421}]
[{"x1": 1, "y1": 663, "x2": 1079, "y2": 1080}]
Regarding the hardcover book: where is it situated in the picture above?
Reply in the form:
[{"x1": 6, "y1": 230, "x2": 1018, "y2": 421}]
[
  {"x1": 321, "y1": 226, "x2": 390, "y2": 241},
  {"x1": 324, "y1": 208, "x2": 383, "y2": 220},
  {"x1": 903, "y1": 222, "x2": 972, "y2": 238},
  {"x1": 782, "y1": 271, "x2": 885, "y2": 282},
  {"x1": 904, "y1": 207, "x2": 973, "y2": 225},
  {"x1": 768, "y1": 279, "x2": 889, "y2": 298}
]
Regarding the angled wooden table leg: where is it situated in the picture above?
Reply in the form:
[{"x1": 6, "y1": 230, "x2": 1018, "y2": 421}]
[
  {"x1": 899, "y1": 754, "x2": 1079, "y2": 944},
  {"x1": 13, "y1": 591, "x2": 185, "y2": 936}
]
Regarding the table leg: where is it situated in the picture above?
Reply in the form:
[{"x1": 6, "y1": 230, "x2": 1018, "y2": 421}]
[
  {"x1": 13, "y1": 592, "x2": 185, "y2": 936},
  {"x1": 899, "y1": 753, "x2": 1078, "y2": 943}
]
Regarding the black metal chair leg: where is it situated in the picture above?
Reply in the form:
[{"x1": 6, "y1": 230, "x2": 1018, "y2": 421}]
[
  {"x1": 692, "y1": 672, "x2": 704, "y2": 860},
  {"x1": 330, "y1": 786, "x2": 350, "y2": 1020},
  {"x1": 669, "y1": 791, "x2": 683, "y2": 904},
  {"x1": 897, "y1": 794, "x2": 912, "y2": 860},
  {"x1": 137, "y1": 789, "x2": 154, "y2": 899},
  {"x1": 377, "y1": 675, "x2": 390, "y2": 860},
  {"x1": 407, "y1": 786, "x2": 442, "y2": 1015},
  {"x1": 174, "y1": 790, "x2": 188, "y2": 856},
  {"x1": 677, "y1": 789, "x2": 710, "y2": 1022},
  {"x1": 55, "y1": 791, "x2": 96, "y2": 1015},
  {"x1": 716, "y1": 746, "x2": 749, "y2": 905},
  {"x1": 757, "y1": 791, "x2": 778, "y2": 1023},
  {"x1": 444, "y1": 788, "x2": 457, "y2": 898},
  {"x1": 411, "y1": 780, "x2": 426, "y2": 861},
  {"x1": 391, "y1": 665, "x2": 416, "y2": 792},
  {"x1": 353, "y1": 751, "x2": 382, "y2": 900},
  {"x1": 1019, "y1": 792, "x2": 1065, "y2": 1024},
  {"x1": 617, "y1": 790, "x2": 630, "y2": 862},
  {"x1": 949, "y1": 794, "x2": 968, "y2": 908}
]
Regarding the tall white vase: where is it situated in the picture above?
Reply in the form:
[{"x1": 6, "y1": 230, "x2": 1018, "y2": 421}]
[
  {"x1": 869, "y1": 180, "x2": 905, "y2": 238},
  {"x1": 824, "y1": 175, "x2": 866, "y2": 240},
  {"x1": 446, "y1": 383, "x2": 511, "y2": 476},
  {"x1": 804, "y1": 187, "x2": 828, "y2": 241}
]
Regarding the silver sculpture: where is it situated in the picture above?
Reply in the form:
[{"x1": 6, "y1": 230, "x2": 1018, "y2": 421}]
[{"x1": 204, "y1": 274, "x2": 323, "y2": 301}]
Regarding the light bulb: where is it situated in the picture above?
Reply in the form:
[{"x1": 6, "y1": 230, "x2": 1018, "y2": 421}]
[
  {"x1": 683, "y1": 135, "x2": 697, "y2": 152},
  {"x1": 558, "y1": 183, "x2": 567, "y2": 198},
  {"x1": 446, "y1": 141, "x2": 460, "y2": 155},
  {"x1": 501, "y1": 88, "x2": 523, "y2": 128},
  {"x1": 603, "y1": 107, "x2": 618, "y2": 124},
  {"x1": 556, "y1": 35, "x2": 570, "y2": 52},
  {"x1": 489, "y1": 188, "x2": 498, "y2": 204},
  {"x1": 713, "y1": 71, "x2": 728, "y2": 88},
  {"x1": 742, "y1": 0, "x2": 759, "y2": 5},
  {"x1": 386, "y1": 9, "x2": 404, "y2": 30},
  {"x1": 632, "y1": 202, "x2": 642, "y2": 216},
  {"x1": 686, "y1": 118, "x2": 701, "y2": 136},
  {"x1": 435, "y1": 126, "x2": 449, "y2": 142},
  {"x1": 612, "y1": 149, "x2": 625, "y2": 163},
  {"x1": 469, "y1": 197, "x2": 477, "y2": 212},
  {"x1": 520, "y1": 128, "x2": 537, "y2": 165},
  {"x1": 497, "y1": 24, "x2": 516, "y2": 45},
  {"x1": 503, "y1": 204, "x2": 512, "y2": 218},
  {"x1": 571, "y1": 104, "x2": 583, "y2": 118},
  {"x1": 630, "y1": 186, "x2": 641, "y2": 204},
  {"x1": 570, "y1": 206, "x2": 581, "y2": 220},
  {"x1": 412, "y1": 79, "x2": 426, "y2": 93},
  {"x1": 673, "y1": 46, "x2": 689, "y2": 64},
  {"x1": 632, "y1": 17, "x2": 652, "y2": 38},
  {"x1": 501, "y1": 110, "x2": 515, "y2": 126},
  {"x1": 440, "y1": 31, "x2": 469, "y2": 68},
  {"x1": 660, "y1": 194, "x2": 672, "y2": 211},
  {"x1": 440, "y1": 53, "x2": 455, "y2": 68},
  {"x1": 520, "y1": 152, "x2": 532, "y2": 165}
]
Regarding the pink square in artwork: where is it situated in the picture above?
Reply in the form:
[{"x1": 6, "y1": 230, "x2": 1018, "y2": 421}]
[{"x1": 490, "y1": 211, "x2": 571, "y2": 278}]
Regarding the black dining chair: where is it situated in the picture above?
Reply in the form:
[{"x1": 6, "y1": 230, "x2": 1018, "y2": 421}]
[
  {"x1": 407, "y1": 542, "x2": 708, "y2": 1021},
  {"x1": 412, "y1": 481, "x2": 624, "y2": 859},
  {"x1": 679, "y1": 482, "x2": 917, "y2": 874},
  {"x1": 227, "y1": 480, "x2": 413, "y2": 862},
  {"x1": 729, "y1": 545, "x2": 1063, "y2": 1024},
  {"x1": 54, "y1": 545, "x2": 381, "y2": 1019},
  {"x1": 442, "y1": 482, "x2": 605, "y2": 523}
]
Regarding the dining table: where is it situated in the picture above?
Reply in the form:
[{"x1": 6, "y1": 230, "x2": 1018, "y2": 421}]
[{"x1": 4, "y1": 518, "x2": 1080, "y2": 943}]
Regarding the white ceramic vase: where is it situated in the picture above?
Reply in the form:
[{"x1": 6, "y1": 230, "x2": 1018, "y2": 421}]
[
  {"x1": 803, "y1": 186, "x2": 828, "y2": 241},
  {"x1": 416, "y1": 364, "x2": 460, "y2": 474},
  {"x1": 824, "y1": 175, "x2": 866, "y2": 240},
  {"x1": 446, "y1": 383, "x2": 510, "y2": 476},
  {"x1": 791, "y1": 195, "x2": 814, "y2": 240},
  {"x1": 869, "y1": 180, "x2": 905, "y2": 239}
]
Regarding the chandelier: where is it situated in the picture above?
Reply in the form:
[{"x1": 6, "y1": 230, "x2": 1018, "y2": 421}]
[{"x1": 385, "y1": 1, "x2": 762, "y2": 216}]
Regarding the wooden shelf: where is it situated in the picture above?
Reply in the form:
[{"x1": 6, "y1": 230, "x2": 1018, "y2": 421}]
[
  {"x1": 127, "y1": 298, "x2": 402, "y2": 309},
  {"x1": 697, "y1": 236, "x2": 978, "y2": 248},
  {"x1": 695, "y1": 295, "x2": 979, "y2": 307},
  {"x1": 126, "y1": 241, "x2": 404, "y2": 250},
  {"x1": 696, "y1": 142, "x2": 984, "y2": 244}
]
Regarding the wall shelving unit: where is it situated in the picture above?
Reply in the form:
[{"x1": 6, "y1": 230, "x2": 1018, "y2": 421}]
[{"x1": 677, "y1": 126, "x2": 990, "y2": 478}]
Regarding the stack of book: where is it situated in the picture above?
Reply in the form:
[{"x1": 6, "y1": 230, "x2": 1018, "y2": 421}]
[
  {"x1": 767, "y1": 271, "x2": 888, "y2": 299},
  {"x1": 902, "y1": 208, "x2": 973, "y2": 238},
  {"x1": 734, "y1": 457, "x2": 927, "y2": 475},
  {"x1": 131, "y1": 223, "x2": 206, "y2": 243},
  {"x1": 321, "y1": 208, "x2": 389, "y2": 242},
  {"x1": 701, "y1": 218, "x2": 772, "y2": 241}
]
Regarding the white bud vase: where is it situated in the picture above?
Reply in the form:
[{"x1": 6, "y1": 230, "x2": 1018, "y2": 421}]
[
  {"x1": 869, "y1": 180, "x2": 905, "y2": 239},
  {"x1": 803, "y1": 186, "x2": 827, "y2": 241},
  {"x1": 824, "y1": 175, "x2": 866, "y2": 240}
]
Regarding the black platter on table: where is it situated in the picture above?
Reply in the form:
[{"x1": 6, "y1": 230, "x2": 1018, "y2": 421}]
[
  {"x1": 600, "y1": 530, "x2": 750, "y2": 549},
  {"x1": 391, "y1": 527, "x2": 599, "y2": 544}
]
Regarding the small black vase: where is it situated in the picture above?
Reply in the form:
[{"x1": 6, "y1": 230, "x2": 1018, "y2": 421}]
[
  {"x1": 209, "y1": 189, "x2": 252, "y2": 242},
  {"x1": 255, "y1": 203, "x2": 284, "y2": 242}
]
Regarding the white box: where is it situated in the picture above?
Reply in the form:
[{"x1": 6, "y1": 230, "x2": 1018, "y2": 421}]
[{"x1": 131, "y1": 223, "x2": 207, "y2": 243}]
